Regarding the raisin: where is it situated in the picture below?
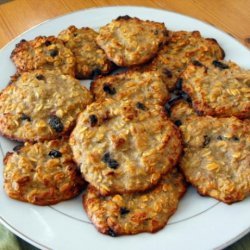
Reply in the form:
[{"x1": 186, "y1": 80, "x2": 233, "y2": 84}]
[
  {"x1": 136, "y1": 102, "x2": 146, "y2": 110},
  {"x1": 49, "y1": 49, "x2": 58, "y2": 57},
  {"x1": 217, "y1": 135, "x2": 223, "y2": 140},
  {"x1": 164, "y1": 96, "x2": 182, "y2": 115},
  {"x1": 103, "y1": 84, "x2": 116, "y2": 95},
  {"x1": 176, "y1": 78, "x2": 183, "y2": 90},
  {"x1": 13, "y1": 144, "x2": 24, "y2": 152},
  {"x1": 232, "y1": 136, "x2": 239, "y2": 141},
  {"x1": 91, "y1": 68, "x2": 102, "y2": 79},
  {"x1": 73, "y1": 33, "x2": 78, "y2": 37},
  {"x1": 163, "y1": 68, "x2": 172, "y2": 78},
  {"x1": 89, "y1": 115, "x2": 98, "y2": 127},
  {"x1": 102, "y1": 152, "x2": 119, "y2": 169},
  {"x1": 120, "y1": 207, "x2": 130, "y2": 215},
  {"x1": 45, "y1": 40, "x2": 52, "y2": 46},
  {"x1": 20, "y1": 114, "x2": 31, "y2": 122},
  {"x1": 48, "y1": 115, "x2": 64, "y2": 133},
  {"x1": 36, "y1": 74, "x2": 45, "y2": 80},
  {"x1": 48, "y1": 150, "x2": 62, "y2": 158},
  {"x1": 212, "y1": 60, "x2": 229, "y2": 69},
  {"x1": 181, "y1": 92, "x2": 192, "y2": 103},
  {"x1": 20, "y1": 39, "x2": 26, "y2": 43},
  {"x1": 174, "y1": 120, "x2": 182, "y2": 127},
  {"x1": 107, "y1": 228, "x2": 117, "y2": 237},
  {"x1": 116, "y1": 15, "x2": 131, "y2": 21},
  {"x1": 192, "y1": 60, "x2": 203, "y2": 67},
  {"x1": 203, "y1": 135, "x2": 211, "y2": 147}
]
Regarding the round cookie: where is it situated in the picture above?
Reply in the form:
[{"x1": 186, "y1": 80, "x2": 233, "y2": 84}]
[
  {"x1": 147, "y1": 31, "x2": 225, "y2": 90},
  {"x1": 11, "y1": 36, "x2": 75, "y2": 76},
  {"x1": 83, "y1": 168, "x2": 186, "y2": 236},
  {"x1": 96, "y1": 16, "x2": 168, "y2": 67},
  {"x1": 58, "y1": 26, "x2": 113, "y2": 79},
  {"x1": 0, "y1": 70, "x2": 93, "y2": 142},
  {"x1": 91, "y1": 70, "x2": 169, "y2": 106},
  {"x1": 180, "y1": 116, "x2": 250, "y2": 204},
  {"x1": 70, "y1": 99, "x2": 182, "y2": 196},
  {"x1": 4, "y1": 139, "x2": 85, "y2": 205},
  {"x1": 182, "y1": 60, "x2": 250, "y2": 118}
]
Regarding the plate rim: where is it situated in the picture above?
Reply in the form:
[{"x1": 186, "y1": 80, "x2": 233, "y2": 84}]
[{"x1": 0, "y1": 5, "x2": 249, "y2": 250}]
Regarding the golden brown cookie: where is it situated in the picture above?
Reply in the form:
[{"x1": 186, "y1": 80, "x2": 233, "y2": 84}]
[
  {"x1": 83, "y1": 168, "x2": 186, "y2": 236},
  {"x1": 4, "y1": 139, "x2": 85, "y2": 205},
  {"x1": 58, "y1": 26, "x2": 113, "y2": 79},
  {"x1": 91, "y1": 70, "x2": 169, "y2": 106},
  {"x1": 70, "y1": 99, "x2": 182, "y2": 196},
  {"x1": 146, "y1": 31, "x2": 225, "y2": 90},
  {"x1": 180, "y1": 116, "x2": 250, "y2": 204},
  {"x1": 182, "y1": 60, "x2": 250, "y2": 118},
  {"x1": 0, "y1": 70, "x2": 93, "y2": 142},
  {"x1": 11, "y1": 36, "x2": 75, "y2": 76},
  {"x1": 96, "y1": 16, "x2": 168, "y2": 67}
]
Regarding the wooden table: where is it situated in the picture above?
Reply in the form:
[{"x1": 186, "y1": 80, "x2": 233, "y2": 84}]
[{"x1": 0, "y1": 0, "x2": 249, "y2": 250}]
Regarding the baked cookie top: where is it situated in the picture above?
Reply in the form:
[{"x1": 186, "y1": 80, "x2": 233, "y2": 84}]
[
  {"x1": 91, "y1": 70, "x2": 169, "y2": 106},
  {"x1": 58, "y1": 26, "x2": 113, "y2": 79},
  {"x1": 0, "y1": 70, "x2": 93, "y2": 142},
  {"x1": 70, "y1": 99, "x2": 182, "y2": 195},
  {"x1": 148, "y1": 31, "x2": 224, "y2": 90},
  {"x1": 182, "y1": 60, "x2": 250, "y2": 118},
  {"x1": 4, "y1": 139, "x2": 85, "y2": 205},
  {"x1": 96, "y1": 16, "x2": 168, "y2": 67},
  {"x1": 180, "y1": 116, "x2": 250, "y2": 204},
  {"x1": 83, "y1": 168, "x2": 186, "y2": 236},
  {"x1": 11, "y1": 36, "x2": 76, "y2": 76}
]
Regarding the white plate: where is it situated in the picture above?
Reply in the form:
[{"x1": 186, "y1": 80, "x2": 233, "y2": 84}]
[{"x1": 0, "y1": 6, "x2": 249, "y2": 250}]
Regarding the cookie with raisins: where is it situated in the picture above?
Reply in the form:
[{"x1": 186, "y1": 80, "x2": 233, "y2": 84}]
[
  {"x1": 83, "y1": 168, "x2": 186, "y2": 236},
  {"x1": 91, "y1": 70, "x2": 169, "y2": 106},
  {"x1": 96, "y1": 16, "x2": 168, "y2": 67},
  {"x1": 70, "y1": 99, "x2": 182, "y2": 195},
  {"x1": 11, "y1": 36, "x2": 75, "y2": 76},
  {"x1": 0, "y1": 70, "x2": 92, "y2": 142},
  {"x1": 179, "y1": 116, "x2": 250, "y2": 204},
  {"x1": 182, "y1": 60, "x2": 250, "y2": 118},
  {"x1": 4, "y1": 139, "x2": 85, "y2": 205},
  {"x1": 58, "y1": 26, "x2": 113, "y2": 79},
  {"x1": 142, "y1": 31, "x2": 224, "y2": 90}
]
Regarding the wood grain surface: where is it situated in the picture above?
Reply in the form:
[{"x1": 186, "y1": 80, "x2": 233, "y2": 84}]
[
  {"x1": 0, "y1": 1, "x2": 249, "y2": 250},
  {"x1": 0, "y1": 0, "x2": 249, "y2": 49}
]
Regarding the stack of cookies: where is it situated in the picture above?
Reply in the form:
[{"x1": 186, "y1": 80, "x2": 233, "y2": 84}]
[{"x1": 1, "y1": 15, "x2": 249, "y2": 237}]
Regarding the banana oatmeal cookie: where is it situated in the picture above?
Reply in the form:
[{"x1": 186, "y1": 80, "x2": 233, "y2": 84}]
[
  {"x1": 180, "y1": 116, "x2": 250, "y2": 204},
  {"x1": 146, "y1": 31, "x2": 224, "y2": 90},
  {"x1": 58, "y1": 26, "x2": 113, "y2": 79},
  {"x1": 91, "y1": 70, "x2": 169, "y2": 105},
  {"x1": 96, "y1": 16, "x2": 168, "y2": 67},
  {"x1": 11, "y1": 36, "x2": 75, "y2": 76},
  {"x1": 83, "y1": 168, "x2": 186, "y2": 236},
  {"x1": 4, "y1": 139, "x2": 85, "y2": 205},
  {"x1": 0, "y1": 70, "x2": 92, "y2": 142},
  {"x1": 182, "y1": 60, "x2": 250, "y2": 118},
  {"x1": 70, "y1": 99, "x2": 182, "y2": 195}
]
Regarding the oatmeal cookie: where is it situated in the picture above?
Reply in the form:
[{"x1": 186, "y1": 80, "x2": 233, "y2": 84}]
[
  {"x1": 96, "y1": 16, "x2": 168, "y2": 67},
  {"x1": 91, "y1": 70, "x2": 169, "y2": 106},
  {"x1": 0, "y1": 70, "x2": 92, "y2": 142},
  {"x1": 180, "y1": 116, "x2": 250, "y2": 204},
  {"x1": 11, "y1": 36, "x2": 75, "y2": 76},
  {"x1": 182, "y1": 60, "x2": 250, "y2": 118},
  {"x1": 70, "y1": 99, "x2": 182, "y2": 195},
  {"x1": 3, "y1": 139, "x2": 85, "y2": 205},
  {"x1": 146, "y1": 31, "x2": 224, "y2": 90},
  {"x1": 83, "y1": 168, "x2": 186, "y2": 236},
  {"x1": 58, "y1": 26, "x2": 113, "y2": 79}
]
